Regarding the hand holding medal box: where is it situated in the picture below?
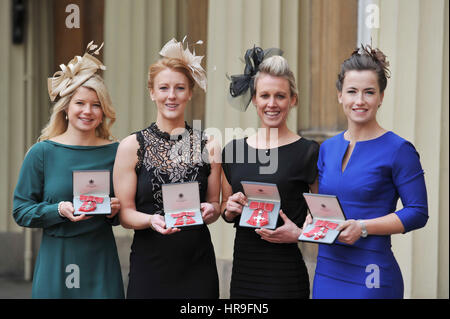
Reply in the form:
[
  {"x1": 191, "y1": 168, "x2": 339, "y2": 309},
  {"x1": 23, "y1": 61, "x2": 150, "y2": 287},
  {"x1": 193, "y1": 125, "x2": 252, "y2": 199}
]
[
  {"x1": 73, "y1": 170, "x2": 111, "y2": 215},
  {"x1": 239, "y1": 181, "x2": 280, "y2": 230},
  {"x1": 162, "y1": 181, "x2": 203, "y2": 228},
  {"x1": 298, "y1": 193, "x2": 347, "y2": 244}
]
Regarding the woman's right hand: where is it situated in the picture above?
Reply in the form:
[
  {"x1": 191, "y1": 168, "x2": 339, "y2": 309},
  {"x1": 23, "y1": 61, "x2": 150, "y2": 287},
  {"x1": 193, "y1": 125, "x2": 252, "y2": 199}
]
[
  {"x1": 149, "y1": 214, "x2": 180, "y2": 235},
  {"x1": 224, "y1": 192, "x2": 248, "y2": 221},
  {"x1": 58, "y1": 201, "x2": 92, "y2": 222}
]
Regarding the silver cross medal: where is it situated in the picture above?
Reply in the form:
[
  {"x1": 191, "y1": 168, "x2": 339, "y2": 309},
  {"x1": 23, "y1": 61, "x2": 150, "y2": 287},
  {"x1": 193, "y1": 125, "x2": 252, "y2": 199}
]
[
  {"x1": 252, "y1": 210, "x2": 266, "y2": 226},
  {"x1": 315, "y1": 227, "x2": 326, "y2": 239}
]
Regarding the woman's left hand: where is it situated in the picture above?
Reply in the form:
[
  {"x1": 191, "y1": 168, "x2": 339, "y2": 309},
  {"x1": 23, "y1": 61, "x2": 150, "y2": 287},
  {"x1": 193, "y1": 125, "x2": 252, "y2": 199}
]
[
  {"x1": 255, "y1": 210, "x2": 301, "y2": 244},
  {"x1": 107, "y1": 197, "x2": 121, "y2": 219},
  {"x1": 337, "y1": 219, "x2": 363, "y2": 245},
  {"x1": 201, "y1": 202, "x2": 219, "y2": 225}
]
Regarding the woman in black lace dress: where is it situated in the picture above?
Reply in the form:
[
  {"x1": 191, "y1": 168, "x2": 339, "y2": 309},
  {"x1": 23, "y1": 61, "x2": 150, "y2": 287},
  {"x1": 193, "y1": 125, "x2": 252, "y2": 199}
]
[{"x1": 113, "y1": 38, "x2": 220, "y2": 298}]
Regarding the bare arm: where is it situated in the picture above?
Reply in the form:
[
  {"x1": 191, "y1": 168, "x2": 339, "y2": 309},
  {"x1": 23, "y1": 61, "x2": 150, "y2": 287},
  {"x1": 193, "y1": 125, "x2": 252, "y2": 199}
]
[
  {"x1": 113, "y1": 135, "x2": 147, "y2": 229},
  {"x1": 220, "y1": 171, "x2": 247, "y2": 222},
  {"x1": 201, "y1": 138, "x2": 221, "y2": 224},
  {"x1": 113, "y1": 134, "x2": 179, "y2": 234}
]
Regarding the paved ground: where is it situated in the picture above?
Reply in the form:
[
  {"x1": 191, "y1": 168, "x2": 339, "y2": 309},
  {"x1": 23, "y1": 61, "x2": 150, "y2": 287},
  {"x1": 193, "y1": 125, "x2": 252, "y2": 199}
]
[
  {"x1": 0, "y1": 257, "x2": 315, "y2": 299},
  {"x1": 0, "y1": 276, "x2": 32, "y2": 299}
]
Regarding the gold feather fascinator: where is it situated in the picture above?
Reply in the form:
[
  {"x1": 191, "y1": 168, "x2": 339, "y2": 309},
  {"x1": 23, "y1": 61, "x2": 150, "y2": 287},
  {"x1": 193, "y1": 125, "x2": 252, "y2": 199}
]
[{"x1": 48, "y1": 41, "x2": 106, "y2": 101}]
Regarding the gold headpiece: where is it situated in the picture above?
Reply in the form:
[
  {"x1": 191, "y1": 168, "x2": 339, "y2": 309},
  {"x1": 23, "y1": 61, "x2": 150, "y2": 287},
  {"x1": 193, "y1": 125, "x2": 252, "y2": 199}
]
[
  {"x1": 159, "y1": 36, "x2": 207, "y2": 92},
  {"x1": 48, "y1": 41, "x2": 106, "y2": 101}
]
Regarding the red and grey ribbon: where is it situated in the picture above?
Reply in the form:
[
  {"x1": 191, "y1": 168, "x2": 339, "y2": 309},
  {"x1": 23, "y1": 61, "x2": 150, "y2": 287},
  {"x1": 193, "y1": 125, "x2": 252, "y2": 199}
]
[
  {"x1": 246, "y1": 201, "x2": 275, "y2": 227},
  {"x1": 172, "y1": 211, "x2": 196, "y2": 226},
  {"x1": 78, "y1": 195, "x2": 104, "y2": 212},
  {"x1": 303, "y1": 220, "x2": 339, "y2": 240}
]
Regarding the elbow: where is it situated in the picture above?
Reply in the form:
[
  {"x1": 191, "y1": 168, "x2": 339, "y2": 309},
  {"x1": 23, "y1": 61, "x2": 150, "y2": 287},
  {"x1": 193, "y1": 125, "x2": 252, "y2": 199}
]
[
  {"x1": 12, "y1": 205, "x2": 28, "y2": 227},
  {"x1": 118, "y1": 210, "x2": 135, "y2": 229},
  {"x1": 415, "y1": 212, "x2": 429, "y2": 230},
  {"x1": 413, "y1": 206, "x2": 429, "y2": 230},
  {"x1": 408, "y1": 215, "x2": 428, "y2": 233},
  {"x1": 398, "y1": 207, "x2": 429, "y2": 233},
  {"x1": 120, "y1": 222, "x2": 133, "y2": 229},
  {"x1": 118, "y1": 214, "x2": 131, "y2": 229}
]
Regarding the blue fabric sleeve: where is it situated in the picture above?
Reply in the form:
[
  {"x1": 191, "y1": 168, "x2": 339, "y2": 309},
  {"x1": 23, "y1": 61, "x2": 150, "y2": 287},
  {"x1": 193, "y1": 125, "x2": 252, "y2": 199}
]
[
  {"x1": 392, "y1": 142, "x2": 428, "y2": 233},
  {"x1": 13, "y1": 143, "x2": 67, "y2": 228}
]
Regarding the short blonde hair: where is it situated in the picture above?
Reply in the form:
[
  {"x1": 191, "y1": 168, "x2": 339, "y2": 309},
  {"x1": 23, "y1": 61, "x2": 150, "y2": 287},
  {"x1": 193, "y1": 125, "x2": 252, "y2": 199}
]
[
  {"x1": 253, "y1": 55, "x2": 298, "y2": 103},
  {"x1": 38, "y1": 75, "x2": 116, "y2": 141}
]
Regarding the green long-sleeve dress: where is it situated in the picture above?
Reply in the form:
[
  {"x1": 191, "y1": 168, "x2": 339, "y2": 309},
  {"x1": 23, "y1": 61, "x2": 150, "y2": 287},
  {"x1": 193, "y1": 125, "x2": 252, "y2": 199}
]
[{"x1": 13, "y1": 140, "x2": 124, "y2": 299}]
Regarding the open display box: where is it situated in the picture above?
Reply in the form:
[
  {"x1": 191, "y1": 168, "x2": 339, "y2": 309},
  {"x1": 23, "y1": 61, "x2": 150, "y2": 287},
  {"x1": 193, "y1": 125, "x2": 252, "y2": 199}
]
[{"x1": 298, "y1": 193, "x2": 346, "y2": 244}]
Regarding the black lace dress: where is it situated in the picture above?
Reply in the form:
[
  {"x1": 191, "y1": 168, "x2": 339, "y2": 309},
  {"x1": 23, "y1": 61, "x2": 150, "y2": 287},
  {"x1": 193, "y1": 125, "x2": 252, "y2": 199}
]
[{"x1": 126, "y1": 123, "x2": 219, "y2": 299}]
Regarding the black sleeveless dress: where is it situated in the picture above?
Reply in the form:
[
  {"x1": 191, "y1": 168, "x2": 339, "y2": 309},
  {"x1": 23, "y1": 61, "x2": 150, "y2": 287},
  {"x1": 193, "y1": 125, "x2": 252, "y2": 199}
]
[
  {"x1": 222, "y1": 137, "x2": 319, "y2": 299},
  {"x1": 126, "y1": 122, "x2": 219, "y2": 299}
]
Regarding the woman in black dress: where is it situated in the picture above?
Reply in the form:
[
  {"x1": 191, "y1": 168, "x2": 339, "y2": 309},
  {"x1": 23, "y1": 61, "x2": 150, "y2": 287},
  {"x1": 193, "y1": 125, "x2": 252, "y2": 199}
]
[
  {"x1": 221, "y1": 47, "x2": 319, "y2": 298},
  {"x1": 113, "y1": 38, "x2": 220, "y2": 298}
]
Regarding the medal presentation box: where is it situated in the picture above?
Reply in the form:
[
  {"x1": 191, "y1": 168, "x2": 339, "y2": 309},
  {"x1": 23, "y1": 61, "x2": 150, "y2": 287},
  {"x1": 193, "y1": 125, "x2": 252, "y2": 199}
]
[
  {"x1": 239, "y1": 181, "x2": 280, "y2": 230},
  {"x1": 298, "y1": 193, "x2": 347, "y2": 244},
  {"x1": 73, "y1": 170, "x2": 111, "y2": 215},
  {"x1": 162, "y1": 181, "x2": 203, "y2": 228}
]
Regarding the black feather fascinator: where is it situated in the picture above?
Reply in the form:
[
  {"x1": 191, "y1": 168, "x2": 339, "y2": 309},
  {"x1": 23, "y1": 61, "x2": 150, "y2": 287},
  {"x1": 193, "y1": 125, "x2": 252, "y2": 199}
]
[{"x1": 227, "y1": 46, "x2": 283, "y2": 112}]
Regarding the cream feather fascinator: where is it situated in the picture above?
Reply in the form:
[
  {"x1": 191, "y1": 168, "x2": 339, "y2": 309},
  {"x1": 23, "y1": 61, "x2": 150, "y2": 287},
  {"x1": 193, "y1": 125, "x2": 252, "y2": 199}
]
[{"x1": 159, "y1": 36, "x2": 207, "y2": 92}]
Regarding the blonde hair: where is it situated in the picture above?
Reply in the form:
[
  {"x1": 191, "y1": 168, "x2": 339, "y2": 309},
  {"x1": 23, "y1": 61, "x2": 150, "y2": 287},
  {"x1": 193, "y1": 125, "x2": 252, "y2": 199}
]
[
  {"x1": 39, "y1": 75, "x2": 116, "y2": 141},
  {"x1": 253, "y1": 55, "x2": 298, "y2": 104}
]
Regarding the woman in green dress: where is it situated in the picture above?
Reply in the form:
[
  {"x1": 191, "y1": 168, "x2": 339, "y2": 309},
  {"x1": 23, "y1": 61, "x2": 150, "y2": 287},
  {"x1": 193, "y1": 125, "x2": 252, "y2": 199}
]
[{"x1": 13, "y1": 42, "x2": 124, "y2": 298}]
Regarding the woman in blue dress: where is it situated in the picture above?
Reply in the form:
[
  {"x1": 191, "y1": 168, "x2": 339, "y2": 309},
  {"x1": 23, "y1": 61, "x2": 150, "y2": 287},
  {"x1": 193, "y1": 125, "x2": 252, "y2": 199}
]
[
  {"x1": 310, "y1": 45, "x2": 428, "y2": 298},
  {"x1": 259, "y1": 45, "x2": 428, "y2": 298}
]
